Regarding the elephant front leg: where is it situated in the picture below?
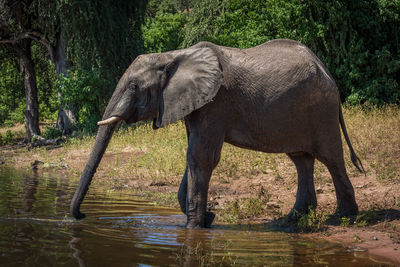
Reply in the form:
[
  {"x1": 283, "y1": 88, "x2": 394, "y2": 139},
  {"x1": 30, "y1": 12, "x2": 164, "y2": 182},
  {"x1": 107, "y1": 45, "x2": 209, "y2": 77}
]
[
  {"x1": 185, "y1": 137, "x2": 223, "y2": 228},
  {"x1": 179, "y1": 165, "x2": 216, "y2": 228},
  {"x1": 186, "y1": 159, "x2": 213, "y2": 229}
]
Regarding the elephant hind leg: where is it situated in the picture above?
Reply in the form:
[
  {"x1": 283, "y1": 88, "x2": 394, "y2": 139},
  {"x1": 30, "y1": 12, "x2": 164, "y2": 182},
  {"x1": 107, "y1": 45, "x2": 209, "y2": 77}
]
[
  {"x1": 316, "y1": 148, "x2": 358, "y2": 217},
  {"x1": 287, "y1": 152, "x2": 317, "y2": 220}
]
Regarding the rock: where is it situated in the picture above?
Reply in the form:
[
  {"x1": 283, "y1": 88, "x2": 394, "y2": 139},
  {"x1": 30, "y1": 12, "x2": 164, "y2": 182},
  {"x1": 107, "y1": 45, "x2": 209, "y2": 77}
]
[{"x1": 316, "y1": 187, "x2": 324, "y2": 194}]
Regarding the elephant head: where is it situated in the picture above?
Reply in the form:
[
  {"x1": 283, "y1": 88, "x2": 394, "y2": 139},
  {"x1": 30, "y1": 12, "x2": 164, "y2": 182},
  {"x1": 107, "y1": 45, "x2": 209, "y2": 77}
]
[{"x1": 70, "y1": 46, "x2": 223, "y2": 219}]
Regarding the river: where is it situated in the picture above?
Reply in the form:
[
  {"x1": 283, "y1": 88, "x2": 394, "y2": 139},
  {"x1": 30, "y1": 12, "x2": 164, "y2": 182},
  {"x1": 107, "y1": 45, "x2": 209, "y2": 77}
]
[{"x1": 0, "y1": 167, "x2": 392, "y2": 266}]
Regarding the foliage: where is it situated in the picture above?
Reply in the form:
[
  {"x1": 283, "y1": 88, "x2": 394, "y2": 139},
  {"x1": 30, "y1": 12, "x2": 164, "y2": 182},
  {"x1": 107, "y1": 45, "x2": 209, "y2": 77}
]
[
  {"x1": 182, "y1": 0, "x2": 224, "y2": 47},
  {"x1": 296, "y1": 207, "x2": 329, "y2": 232},
  {"x1": 1, "y1": 0, "x2": 400, "y2": 131},
  {"x1": 1, "y1": 130, "x2": 14, "y2": 144},
  {"x1": 1, "y1": 0, "x2": 148, "y2": 133},
  {"x1": 32, "y1": 0, "x2": 147, "y2": 81},
  {"x1": 184, "y1": 0, "x2": 400, "y2": 105},
  {"x1": 0, "y1": 48, "x2": 24, "y2": 125},
  {"x1": 5, "y1": 102, "x2": 25, "y2": 126},
  {"x1": 354, "y1": 211, "x2": 378, "y2": 227},
  {"x1": 0, "y1": 44, "x2": 58, "y2": 126},
  {"x1": 142, "y1": 0, "x2": 186, "y2": 53},
  {"x1": 31, "y1": 43, "x2": 58, "y2": 121},
  {"x1": 58, "y1": 69, "x2": 110, "y2": 134},
  {"x1": 43, "y1": 126, "x2": 62, "y2": 139},
  {"x1": 340, "y1": 217, "x2": 351, "y2": 227}
]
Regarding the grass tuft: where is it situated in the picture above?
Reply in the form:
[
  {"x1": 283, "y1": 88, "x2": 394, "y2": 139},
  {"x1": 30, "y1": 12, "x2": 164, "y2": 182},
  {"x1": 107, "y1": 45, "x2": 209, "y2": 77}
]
[{"x1": 296, "y1": 207, "x2": 329, "y2": 232}]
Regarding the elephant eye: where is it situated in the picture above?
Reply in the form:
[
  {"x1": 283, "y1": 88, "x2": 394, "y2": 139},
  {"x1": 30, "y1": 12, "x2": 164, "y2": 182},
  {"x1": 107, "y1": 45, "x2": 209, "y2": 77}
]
[
  {"x1": 127, "y1": 80, "x2": 139, "y2": 91},
  {"x1": 127, "y1": 81, "x2": 138, "y2": 91}
]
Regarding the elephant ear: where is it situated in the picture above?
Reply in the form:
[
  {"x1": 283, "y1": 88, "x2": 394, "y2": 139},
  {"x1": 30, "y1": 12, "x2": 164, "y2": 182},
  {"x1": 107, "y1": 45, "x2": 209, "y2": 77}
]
[{"x1": 155, "y1": 47, "x2": 222, "y2": 128}]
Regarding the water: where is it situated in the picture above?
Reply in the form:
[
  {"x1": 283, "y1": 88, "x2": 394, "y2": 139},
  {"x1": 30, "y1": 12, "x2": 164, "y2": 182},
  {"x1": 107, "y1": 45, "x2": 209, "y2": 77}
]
[{"x1": 0, "y1": 167, "x2": 393, "y2": 266}]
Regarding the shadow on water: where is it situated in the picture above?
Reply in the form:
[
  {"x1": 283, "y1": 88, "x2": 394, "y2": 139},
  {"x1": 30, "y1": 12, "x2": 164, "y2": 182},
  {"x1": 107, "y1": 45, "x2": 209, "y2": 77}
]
[{"x1": 0, "y1": 167, "x2": 396, "y2": 266}]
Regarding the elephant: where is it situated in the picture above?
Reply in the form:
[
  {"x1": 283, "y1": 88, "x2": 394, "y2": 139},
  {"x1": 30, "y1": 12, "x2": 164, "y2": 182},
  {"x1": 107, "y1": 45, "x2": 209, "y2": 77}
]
[{"x1": 70, "y1": 39, "x2": 364, "y2": 229}]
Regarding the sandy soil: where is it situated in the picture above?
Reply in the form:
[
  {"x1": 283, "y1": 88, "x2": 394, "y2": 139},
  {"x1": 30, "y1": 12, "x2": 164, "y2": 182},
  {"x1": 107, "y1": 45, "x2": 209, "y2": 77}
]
[{"x1": 1, "y1": 143, "x2": 399, "y2": 264}]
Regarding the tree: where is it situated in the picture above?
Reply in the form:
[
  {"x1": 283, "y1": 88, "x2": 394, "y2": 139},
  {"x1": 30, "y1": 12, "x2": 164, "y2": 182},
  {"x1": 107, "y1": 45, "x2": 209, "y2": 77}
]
[
  {"x1": 1, "y1": 0, "x2": 148, "y2": 139},
  {"x1": 0, "y1": 0, "x2": 41, "y2": 141},
  {"x1": 0, "y1": 47, "x2": 24, "y2": 125},
  {"x1": 0, "y1": 0, "x2": 74, "y2": 138},
  {"x1": 183, "y1": 0, "x2": 400, "y2": 104},
  {"x1": 142, "y1": 0, "x2": 186, "y2": 53}
]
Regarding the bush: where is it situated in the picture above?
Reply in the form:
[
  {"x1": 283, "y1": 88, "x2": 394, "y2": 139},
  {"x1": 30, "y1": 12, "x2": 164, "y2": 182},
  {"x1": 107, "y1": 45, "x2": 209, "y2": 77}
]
[
  {"x1": 43, "y1": 126, "x2": 62, "y2": 140},
  {"x1": 297, "y1": 208, "x2": 329, "y2": 232},
  {"x1": 58, "y1": 69, "x2": 111, "y2": 134},
  {"x1": 142, "y1": 0, "x2": 187, "y2": 53},
  {"x1": 4, "y1": 130, "x2": 14, "y2": 144}
]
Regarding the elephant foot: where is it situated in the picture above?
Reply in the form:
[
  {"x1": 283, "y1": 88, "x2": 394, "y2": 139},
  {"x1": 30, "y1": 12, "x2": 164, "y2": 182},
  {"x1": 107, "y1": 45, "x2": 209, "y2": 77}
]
[
  {"x1": 71, "y1": 207, "x2": 86, "y2": 220},
  {"x1": 335, "y1": 197, "x2": 358, "y2": 218},
  {"x1": 335, "y1": 205, "x2": 358, "y2": 218},
  {"x1": 204, "y1": 211, "x2": 215, "y2": 228},
  {"x1": 186, "y1": 212, "x2": 215, "y2": 229}
]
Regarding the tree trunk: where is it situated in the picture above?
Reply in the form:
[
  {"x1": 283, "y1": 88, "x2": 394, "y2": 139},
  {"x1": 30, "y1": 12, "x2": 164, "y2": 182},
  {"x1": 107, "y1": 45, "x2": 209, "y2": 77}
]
[
  {"x1": 52, "y1": 31, "x2": 77, "y2": 135},
  {"x1": 17, "y1": 39, "x2": 40, "y2": 142}
]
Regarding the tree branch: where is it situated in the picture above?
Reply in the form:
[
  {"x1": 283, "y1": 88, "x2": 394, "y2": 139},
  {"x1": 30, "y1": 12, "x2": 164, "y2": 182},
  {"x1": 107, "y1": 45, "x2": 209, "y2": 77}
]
[{"x1": 0, "y1": 30, "x2": 53, "y2": 56}]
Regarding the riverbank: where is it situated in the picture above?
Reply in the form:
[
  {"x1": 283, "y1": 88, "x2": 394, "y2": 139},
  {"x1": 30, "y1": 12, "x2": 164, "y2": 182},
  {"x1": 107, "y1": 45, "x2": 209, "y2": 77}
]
[{"x1": 1, "y1": 106, "x2": 399, "y2": 264}]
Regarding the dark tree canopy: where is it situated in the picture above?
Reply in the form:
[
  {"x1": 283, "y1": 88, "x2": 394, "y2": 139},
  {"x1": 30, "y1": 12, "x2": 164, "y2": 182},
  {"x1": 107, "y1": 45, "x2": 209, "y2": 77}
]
[{"x1": 0, "y1": 0, "x2": 399, "y2": 138}]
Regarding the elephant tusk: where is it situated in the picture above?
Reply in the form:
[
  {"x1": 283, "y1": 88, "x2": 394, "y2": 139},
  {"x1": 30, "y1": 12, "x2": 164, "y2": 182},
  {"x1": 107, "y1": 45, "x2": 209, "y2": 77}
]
[{"x1": 97, "y1": 116, "x2": 122, "y2": 126}]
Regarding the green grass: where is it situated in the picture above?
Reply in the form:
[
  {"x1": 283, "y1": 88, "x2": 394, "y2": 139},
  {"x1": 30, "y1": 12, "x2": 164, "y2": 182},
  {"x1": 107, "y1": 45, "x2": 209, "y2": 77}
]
[{"x1": 296, "y1": 208, "x2": 329, "y2": 232}]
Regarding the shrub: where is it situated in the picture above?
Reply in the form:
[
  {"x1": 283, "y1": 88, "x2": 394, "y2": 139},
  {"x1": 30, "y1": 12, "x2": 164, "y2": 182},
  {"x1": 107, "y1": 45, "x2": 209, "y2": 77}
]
[
  {"x1": 142, "y1": 0, "x2": 187, "y2": 53},
  {"x1": 4, "y1": 130, "x2": 14, "y2": 144},
  {"x1": 58, "y1": 69, "x2": 111, "y2": 134},
  {"x1": 43, "y1": 126, "x2": 62, "y2": 140},
  {"x1": 297, "y1": 208, "x2": 329, "y2": 232}
]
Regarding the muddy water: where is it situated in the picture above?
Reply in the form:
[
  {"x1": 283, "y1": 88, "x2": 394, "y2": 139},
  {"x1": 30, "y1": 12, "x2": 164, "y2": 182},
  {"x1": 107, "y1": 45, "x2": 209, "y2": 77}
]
[{"x1": 0, "y1": 167, "x2": 393, "y2": 266}]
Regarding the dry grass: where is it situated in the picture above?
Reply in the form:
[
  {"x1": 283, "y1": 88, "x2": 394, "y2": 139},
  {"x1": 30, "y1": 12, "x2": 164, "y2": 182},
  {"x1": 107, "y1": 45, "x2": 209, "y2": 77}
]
[
  {"x1": 2, "y1": 105, "x2": 399, "y2": 184},
  {"x1": 342, "y1": 105, "x2": 400, "y2": 183}
]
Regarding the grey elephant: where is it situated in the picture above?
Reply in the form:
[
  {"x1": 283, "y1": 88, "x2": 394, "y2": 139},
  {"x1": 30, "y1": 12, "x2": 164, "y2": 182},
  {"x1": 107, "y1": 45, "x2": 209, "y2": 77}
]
[{"x1": 70, "y1": 39, "x2": 364, "y2": 229}]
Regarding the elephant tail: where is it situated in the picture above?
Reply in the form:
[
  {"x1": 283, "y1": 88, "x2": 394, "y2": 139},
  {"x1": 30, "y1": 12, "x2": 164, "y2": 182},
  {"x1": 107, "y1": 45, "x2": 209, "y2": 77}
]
[{"x1": 339, "y1": 105, "x2": 366, "y2": 174}]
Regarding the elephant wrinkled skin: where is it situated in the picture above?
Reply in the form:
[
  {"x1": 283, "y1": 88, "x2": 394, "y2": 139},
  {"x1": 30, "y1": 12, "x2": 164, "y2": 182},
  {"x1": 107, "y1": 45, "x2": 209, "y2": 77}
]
[{"x1": 70, "y1": 39, "x2": 364, "y2": 229}]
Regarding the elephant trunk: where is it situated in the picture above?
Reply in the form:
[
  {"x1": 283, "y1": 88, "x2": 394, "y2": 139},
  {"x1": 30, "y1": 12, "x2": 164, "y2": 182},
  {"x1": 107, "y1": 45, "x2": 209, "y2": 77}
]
[{"x1": 70, "y1": 124, "x2": 116, "y2": 219}]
